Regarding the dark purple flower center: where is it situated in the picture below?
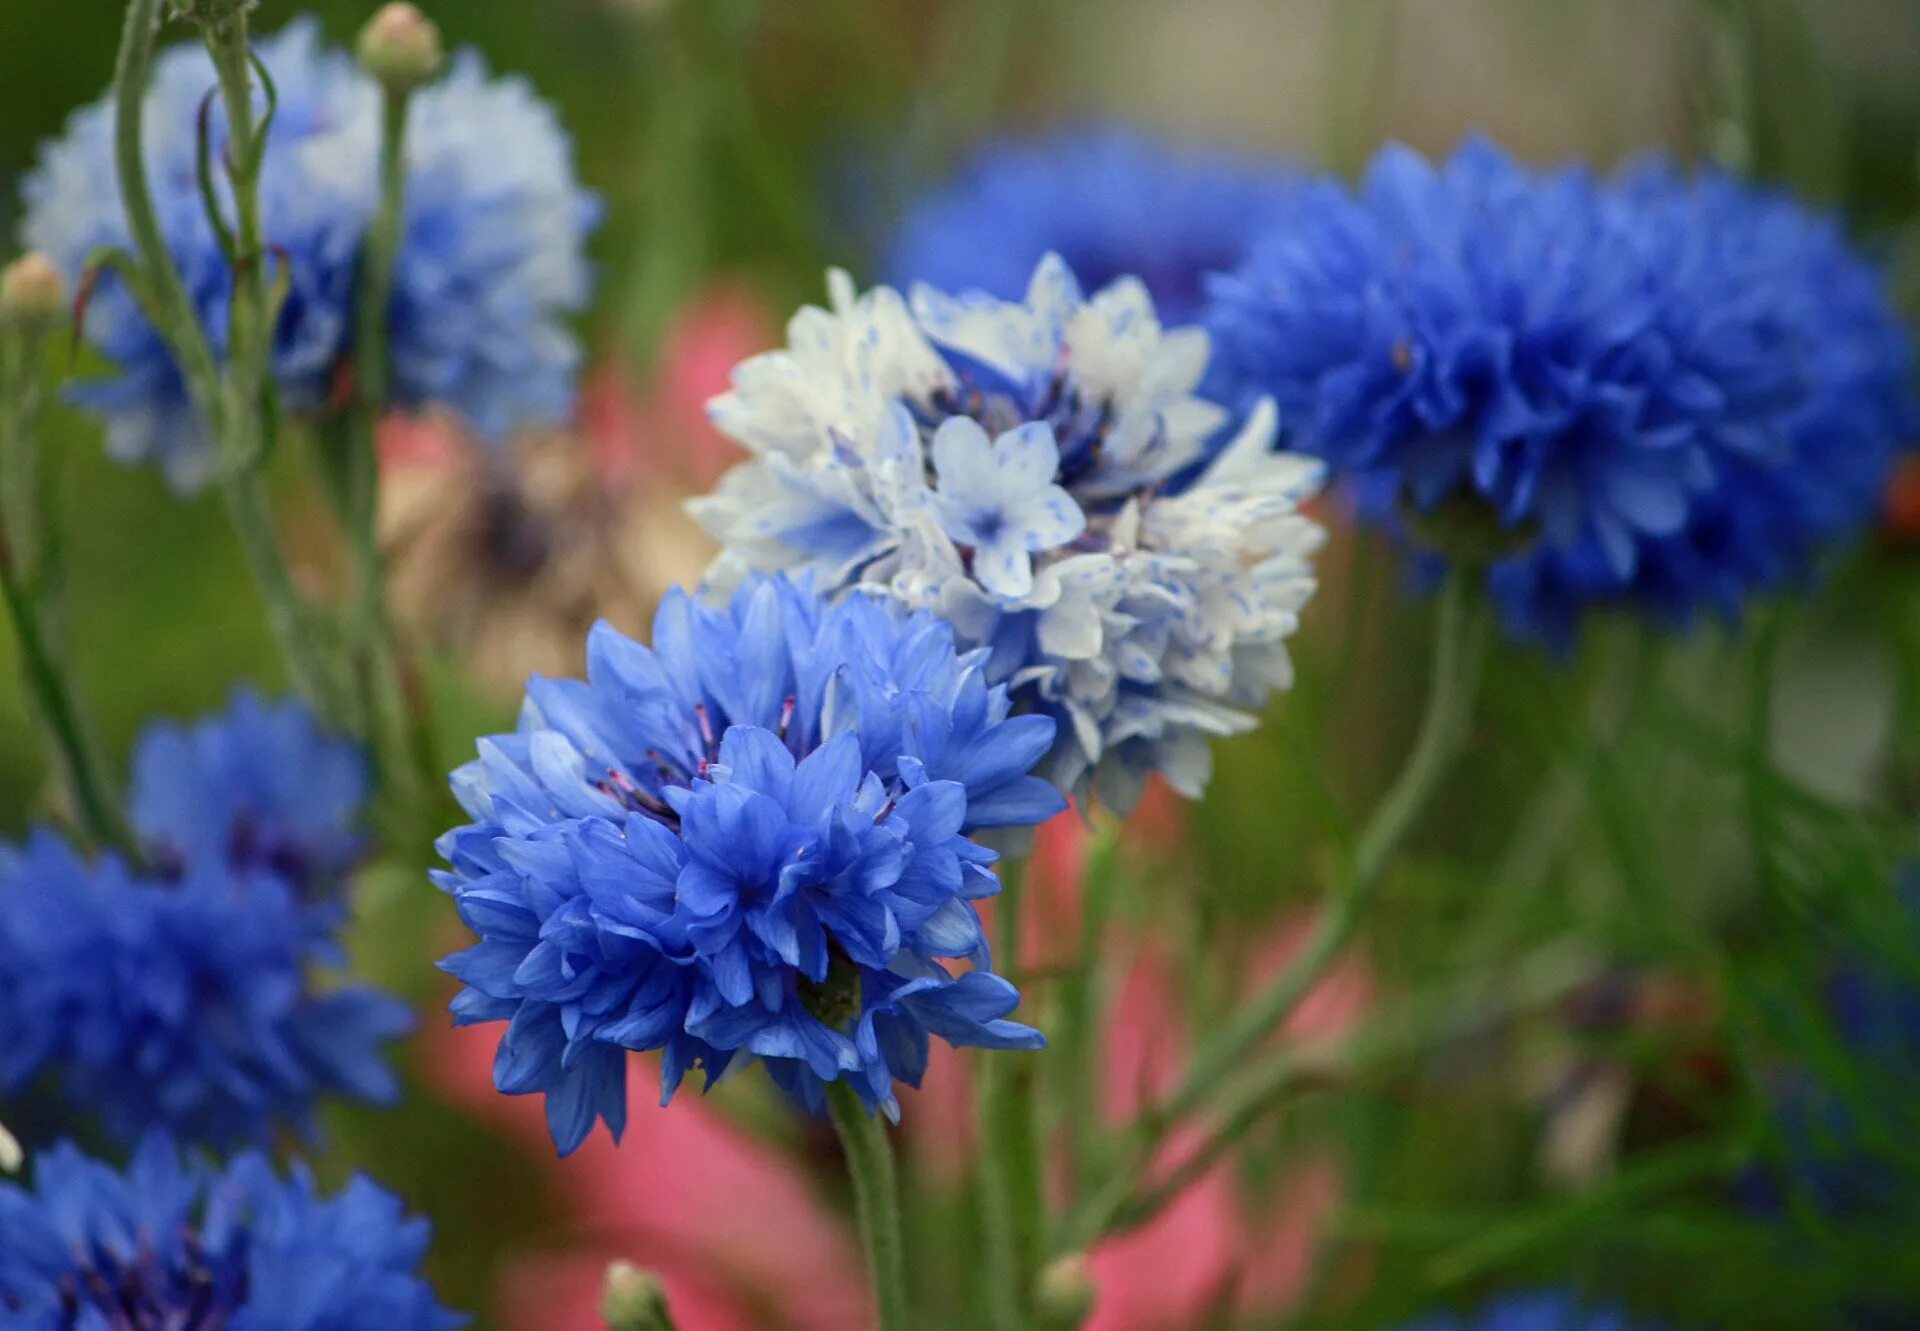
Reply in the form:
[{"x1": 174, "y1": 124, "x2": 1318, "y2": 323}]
[{"x1": 15, "y1": 1228, "x2": 248, "y2": 1331}]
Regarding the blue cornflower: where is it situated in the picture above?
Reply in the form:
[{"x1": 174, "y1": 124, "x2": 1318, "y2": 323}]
[
  {"x1": 0, "y1": 831, "x2": 408, "y2": 1149},
  {"x1": 886, "y1": 126, "x2": 1298, "y2": 324},
  {"x1": 130, "y1": 688, "x2": 370, "y2": 899},
  {"x1": 1204, "y1": 136, "x2": 1917, "y2": 644},
  {"x1": 1399, "y1": 1292, "x2": 1662, "y2": 1330},
  {"x1": 691, "y1": 257, "x2": 1324, "y2": 812},
  {"x1": 435, "y1": 574, "x2": 1064, "y2": 1154},
  {"x1": 20, "y1": 19, "x2": 597, "y2": 493},
  {"x1": 0, "y1": 1133, "x2": 463, "y2": 1329}
]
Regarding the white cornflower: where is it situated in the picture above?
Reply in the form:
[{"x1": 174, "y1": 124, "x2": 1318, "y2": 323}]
[{"x1": 691, "y1": 255, "x2": 1323, "y2": 810}]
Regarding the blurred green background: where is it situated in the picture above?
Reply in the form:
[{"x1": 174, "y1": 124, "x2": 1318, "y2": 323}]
[{"x1": 1, "y1": 2, "x2": 1918, "y2": 1328}]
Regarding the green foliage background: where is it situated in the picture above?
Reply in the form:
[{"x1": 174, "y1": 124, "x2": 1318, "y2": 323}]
[{"x1": 0, "y1": 2, "x2": 1917, "y2": 1327}]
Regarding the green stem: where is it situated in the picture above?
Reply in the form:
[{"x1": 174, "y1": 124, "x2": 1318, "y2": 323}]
[
  {"x1": 826, "y1": 1080, "x2": 910, "y2": 1331},
  {"x1": 115, "y1": 0, "x2": 339, "y2": 716},
  {"x1": 339, "y1": 84, "x2": 432, "y2": 817},
  {"x1": 979, "y1": 859, "x2": 1041, "y2": 1330},
  {"x1": 1094, "y1": 943, "x2": 1601, "y2": 1240},
  {"x1": 0, "y1": 335, "x2": 132, "y2": 854},
  {"x1": 113, "y1": 0, "x2": 223, "y2": 423},
  {"x1": 1070, "y1": 570, "x2": 1489, "y2": 1247},
  {"x1": 0, "y1": 553, "x2": 129, "y2": 853},
  {"x1": 1168, "y1": 569, "x2": 1487, "y2": 1121}
]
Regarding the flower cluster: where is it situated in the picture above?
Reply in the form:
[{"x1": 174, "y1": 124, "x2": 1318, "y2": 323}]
[
  {"x1": 691, "y1": 256, "x2": 1324, "y2": 810},
  {"x1": 0, "y1": 693, "x2": 404, "y2": 1149},
  {"x1": 1399, "y1": 1293, "x2": 1660, "y2": 1330},
  {"x1": 887, "y1": 127, "x2": 1298, "y2": 325},
  {"x1": 20, "y1": 18, "x2": 597, "y2": 492},
  {"x1": 0, "y1": 1134, "x2": 461, "y2": 1329},
  {"x1": 436, "y1": 575, "x2": 1064, "y2": 1153},
  {"x1": 1203, "y1": 137, "x2": 1917, "y2": 644}
]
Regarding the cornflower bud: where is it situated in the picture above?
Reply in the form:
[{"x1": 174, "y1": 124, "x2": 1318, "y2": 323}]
[{"x1": 357, "y1": 3, "x2": 444, "y2": 91}]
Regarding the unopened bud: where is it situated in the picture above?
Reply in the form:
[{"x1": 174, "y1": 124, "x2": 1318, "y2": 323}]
[
  {"x1": 0, "y1": 1119, "x2": 21, "y2": 1174},
  {"x1": 1035, "y1": 1252, "x2": 1097, "y2": 1326},
  {"x1": 600, "y1": 1261, "x2": 675, "y2": 1331},
  {"x1": 358, "y1": 3, "x2": 444, "y2": 91},
  {"x1": 0, "y1": 254, "x2": 66, "y2": 335}
]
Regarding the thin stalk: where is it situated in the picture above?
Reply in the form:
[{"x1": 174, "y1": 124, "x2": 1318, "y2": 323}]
[
  {"x1": 1165, "y1": 569, "x2": 1488, "y2": 1122},
  {"x1": 979, "y1": 857, "x2": 1041, "y2": 1330},
  {"x1": 1069, "y1": 570, "x2": 1489, "y2": 1248},
  {"x1": 1057, "y1": 823, "x2": 1121, "y2": 1203},
  {"x1": 826, "y1": 1080, "x2": 910, "y2": 1331},
  {"x1": 0, "y1": 554, "x2": 129, "y2": 853},
  {"x1": 1095, "y1": 943, "x2": 1602, "y2": 1240},
  {"x1": 0, "y1": 332, "x2": 132, "y2": 855},
  {"x1": 202, "y1": 14, "x2": 342, "y2": 716},
  {"x1": 114, "y1": 0, "x2": 339, "y2": 715},
  {"x1": 340, "y1": 84, "x2": 431, "y2": 817},
  {"x1": 113, "y1": 0, "x2": 222, "y2": 421}
]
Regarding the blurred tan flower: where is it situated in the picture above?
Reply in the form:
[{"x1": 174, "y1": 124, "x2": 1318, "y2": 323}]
[
  {"x1": 378, "y1": 286, "x2": 766, "y2": 692},
  {"x1": 379, "y1": 415, "x2": 705, "y2": 694}
]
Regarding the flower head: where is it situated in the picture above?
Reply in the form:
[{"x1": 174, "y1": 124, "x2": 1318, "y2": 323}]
[
  {"x1": 691, "y1": 257, "x2": 1323, "y2": 810},
  {"x1": 0, "y1": 1134, "x2": 462, "y2": 1329},
  {"x1": 1399, "y1": 1293, "x2": 1662, "y2": 1330},
  {"x1": 21, "y1": 19, "x2": 596, "y2": 492},
  {"x1": 435, "y1": 574, "x2": 1063, "y2": 1153},
  {"x1": 887, "y1": 127, "x2": 1298, "y2": 324},
  {"x1": 0, "y1": 830, "x2": 407, "y2": 1149},
  {"x1": 1204, "y1": 137, "x2": 1917, "y2": 644},
  {"x1": 130, "y1": 688, "x2": 370, "y2": 901}
]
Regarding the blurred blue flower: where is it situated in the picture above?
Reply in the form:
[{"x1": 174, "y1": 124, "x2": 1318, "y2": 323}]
[
  {"x1": 692, "y1": 257, "x2": 1323, "y2": 811},
  {"x1": 130, "y1": 688, "x2": 369, "y2": 901},
  {"x1": 0, "y1": 1133, "x2": 462, "y2": 1330},
  {"x1": 1204, "y1": 137, "x2": 1917, "y2": 644},
  {"x1": 435, "y1": 575, "x2": 1063, "y2": 1153},
  {"x1": 0, "y1": 830, "x2": 408, "y2": 1149},
  {"x1": 886, "y1": 127, "x2": 1298, "y2": 324},
  {"x1": 1744, "y1": 864, "x2": 1920, "y2": 1226},
  {"x1": 1400, "y1": 1292, "x2": 1659, "y2": 1330},
  {"x1": 20, "y1": 18, "x2": 597, "y2": 493}
]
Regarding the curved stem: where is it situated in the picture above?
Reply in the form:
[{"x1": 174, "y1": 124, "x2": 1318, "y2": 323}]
[
  {"x1": 826, "y1": 1080, "x2": 910, "y2": 1331},
  {"x1": 1070, "y1": 569, "x2": 1489, "y2": 1246},
  {"x1": 1171, "y1": 569, "x2": 1487, "y2": 1119}
]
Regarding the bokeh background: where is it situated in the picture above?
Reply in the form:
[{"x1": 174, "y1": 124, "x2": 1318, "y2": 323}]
[{"x1": 1, "y1": 2, "x2": 1918, "y2": 1327}]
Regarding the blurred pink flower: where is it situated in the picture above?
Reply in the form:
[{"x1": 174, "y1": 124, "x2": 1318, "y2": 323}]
[
  {"x1": 428, "y1": 1019, "x2": 868, "y2": 1331},
  {"x1": 583, "y1": 282, "x2": 768, "y2": 492}
]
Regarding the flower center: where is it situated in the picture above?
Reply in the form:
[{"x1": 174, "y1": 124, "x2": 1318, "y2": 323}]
[
  {"x1": 798, "y1": 948, "x2": 863, "y2": 1031},
  {"x1": 20, "y1": 1228, "x2": 246, "y2": 1331},
  {"x1": 919, "y1": 364, "x2": 1114, "y2": 498}
]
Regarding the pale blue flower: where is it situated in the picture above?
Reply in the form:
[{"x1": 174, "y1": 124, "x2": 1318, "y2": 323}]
[
  {"x1": 20, "y1": 19, "x2": 596, "y2": 493},
  {"x1": 929, "y1": 418, "x2": 1085, "y2": 597}
]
